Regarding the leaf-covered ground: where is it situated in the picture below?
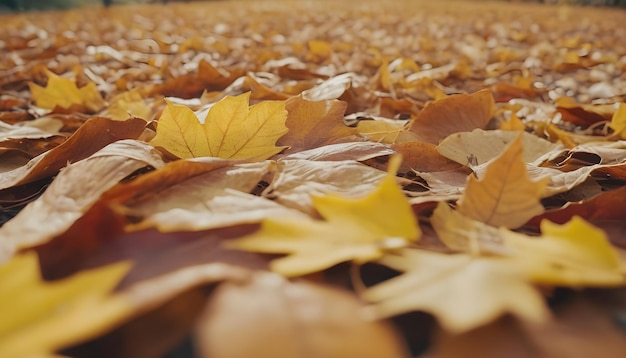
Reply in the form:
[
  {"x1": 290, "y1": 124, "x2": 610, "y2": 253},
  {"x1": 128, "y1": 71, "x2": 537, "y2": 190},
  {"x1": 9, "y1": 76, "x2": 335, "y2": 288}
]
[{"x1": 1, "y1": 0, "x2": 626, "y2": 356}]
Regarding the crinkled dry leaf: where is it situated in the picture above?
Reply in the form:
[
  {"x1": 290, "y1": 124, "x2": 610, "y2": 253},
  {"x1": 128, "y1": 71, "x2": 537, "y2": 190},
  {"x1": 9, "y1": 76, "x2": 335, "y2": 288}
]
[
  {"x1": 458, "y1": 134, "x2": 548, "y2": 228},
  {"x1": 609, "y1": 103, "x2": 626, "y2": 140},
  {"x1": 196, "y1": 271, "x2": 409, "y2": 358},
  {"x1": 229, "y1": 157, "x2": 420, "y2": 276},
  {"x1": 150, "y1": 92, "x2": 288, "y2": 161}
]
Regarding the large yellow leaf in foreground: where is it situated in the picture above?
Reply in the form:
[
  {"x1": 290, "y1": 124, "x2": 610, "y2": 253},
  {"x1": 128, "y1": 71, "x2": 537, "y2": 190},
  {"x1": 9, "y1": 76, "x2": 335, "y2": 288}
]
[
  {"x1": 150, "y1": 92, "x2": 288, "y2": 161},
  {"x1": 229, "y1": 156, "x2": 420, "y2": 277},
  {"x1": 28, "y1": 69, "x2": 105, "y2": 113},
  {"x1": 458, "y1": 133, "x2": 548, "y2": 228},
  {"x1": 0, "y1": 253, "x2": 132, "y2": 357}
]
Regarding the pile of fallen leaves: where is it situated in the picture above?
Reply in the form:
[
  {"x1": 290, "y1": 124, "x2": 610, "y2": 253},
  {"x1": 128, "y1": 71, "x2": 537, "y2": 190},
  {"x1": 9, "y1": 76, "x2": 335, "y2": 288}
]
[{"x1": 1, "y1": 0, "x2": 626, "y2": 356}]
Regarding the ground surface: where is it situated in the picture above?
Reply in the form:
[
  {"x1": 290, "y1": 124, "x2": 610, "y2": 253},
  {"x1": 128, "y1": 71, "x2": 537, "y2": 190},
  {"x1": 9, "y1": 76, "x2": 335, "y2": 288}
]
[{"x1": 1, "y1": 1, "x2": 626, "y2": 357}]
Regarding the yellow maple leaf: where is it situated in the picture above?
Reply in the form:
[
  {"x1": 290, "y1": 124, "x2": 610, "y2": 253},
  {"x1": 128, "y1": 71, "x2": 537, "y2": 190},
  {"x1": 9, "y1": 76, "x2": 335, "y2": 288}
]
[
  {"x1": 505, "y1": 216, "x2": 624, "y2": 287},
  {"x1": 228, "y1": 156, "x2": 420, "y2": 277},
  {"x1": 458, "y1": 133, "x2": 548, "y2": 228},
  {"x1": 28, "y1": 69, "x2": 105, "y2": 113},
  {"x1": 363, "y1": 249, "x2": 548, "y2": 333},
  {"x1": 150, "y1": 92, "x2": 288, "y2": 161},
  {"x1": 609, "y1": 103, "x2": 626, "y2": 140},
  {"x1": 0, "y1": 252, "x2": 132, "y2": 357}
]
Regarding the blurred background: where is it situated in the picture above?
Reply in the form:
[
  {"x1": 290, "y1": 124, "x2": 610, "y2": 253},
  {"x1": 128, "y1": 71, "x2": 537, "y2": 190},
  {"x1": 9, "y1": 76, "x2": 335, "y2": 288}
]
[{"x1": 0, "y1": 0, "x2": 625, "y2": 13}]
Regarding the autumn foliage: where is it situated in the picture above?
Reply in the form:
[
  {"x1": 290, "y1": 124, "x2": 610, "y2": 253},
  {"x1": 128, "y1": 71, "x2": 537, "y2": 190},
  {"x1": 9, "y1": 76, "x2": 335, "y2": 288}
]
[{"x1": 1, "y1": 0, "x2": 626, "y2": 357}]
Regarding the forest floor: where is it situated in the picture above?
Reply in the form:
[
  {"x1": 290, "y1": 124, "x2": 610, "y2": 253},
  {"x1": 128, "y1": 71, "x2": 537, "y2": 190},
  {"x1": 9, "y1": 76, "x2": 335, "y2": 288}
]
[{"x1": 1, "y1": 1, "x2": 626, "y2": 357}]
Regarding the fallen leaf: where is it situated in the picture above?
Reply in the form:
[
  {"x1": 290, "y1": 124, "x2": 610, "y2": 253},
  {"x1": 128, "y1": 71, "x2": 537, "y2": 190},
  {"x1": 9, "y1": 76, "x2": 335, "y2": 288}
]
[
  {"x1": 392, "y1": 142, "x2": 463, "y2": 172},
  {"x1": 505, "y1": 216, "x2": 624, "y2": 287},
  {"x1": 107, "y1": 89, "x2": 151, "y2": 121},
  {"x1": 228, "y1": 156, "x2": 420, "y2": 276},
  {"x1": 195, "y1": 271, "x2": 409, "y2": 358},
  {"x1": 363, "y1": 249, "x2": 548, "y2": 333},
  {"x1": 277, "y1": 96, "x2": 355, "y2": 153},
  {"x1": 437, "y1": 129, "x2": 562, "y2": 166},
  {"x1": 29, "y1": 69, "x2": 105, "y2": 113},
  {"x1": 150, "y1": 92, "x2": 288, "y2": 161},
  {"x1": 0, "y1": 252, "x2": 132, "y2": 357},
  {"x1": 407, "y1": 89, "x2": 496, "y2": 144},
  {"x1": 0, "y1": 140, "x2": 164, "y2": 262},
  {"x1": 458, "y1": 134, "x2": 548, "y2": 228},
  {"x1": 608, "y1": 103, "x2": 626, "y2": 139},
  {"x1": 0, "y1": 116, "x2": 147, "y2": 190},
  {"x1": 279, "y1": 141, "x2": 394, "y2": 162}
]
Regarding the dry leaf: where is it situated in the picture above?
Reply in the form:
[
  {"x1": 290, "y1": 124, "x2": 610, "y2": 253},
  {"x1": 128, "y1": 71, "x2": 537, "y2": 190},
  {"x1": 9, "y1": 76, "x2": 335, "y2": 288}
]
[
  {"x1": 229, "y1": 156, "x2": 420, "y2": 276},
  {"x1": 150, "y1": 92, "x2": 288, "y2": 161},
  {"x1": 29, "y1": 69, "x2": 105, "y2": 113},
  {"x1": 407, "y1": 89, "x2": 496, "y2": 145},
  {"x1": 608, "y1": 103, "x2": 626, "y2": 139},
  {"x1": 505, "y1": 216, "x2": 624, "y2": 287},
  {"x1": 0, "y1": 140, "x2": 164, "y2": 261},
  {"x1": 107, "y1": 89, "x2": 151, "y2": 121},
  {"x1": 0, "y1": 252, "x2": 132, "y2": 357},
  {"x1": 363, "y1": 248, "x2": 548, "y2": 333},
  {"x1": 196, "y1": 271, "x2": 409, "y2": 358},
  {"x1": 278, "y1": 96, "x2": 355, "y2": 153},
  {"x1": 458, "y1": 134, "x2": 548, "y2": 228}
]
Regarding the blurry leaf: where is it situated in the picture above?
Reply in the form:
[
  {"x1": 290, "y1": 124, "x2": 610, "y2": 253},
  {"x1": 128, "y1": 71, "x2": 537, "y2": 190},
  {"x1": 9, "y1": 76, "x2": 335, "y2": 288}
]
[
  {"x1": 0, "y1": 117, "x2": 147, "y2": 190},
  {"x1": 363, "y1": 249, "x2": 548, "y2": 333},
  {"x1": 431, "y1": 202, "x2": 508, "y2": 254},
  {"x1": 505, "y1": 216, "x2": 624, "y2": 287},
  {"x1": 458, "y1": 134, "x2": 548, "y2": 228},
  {"x1": 107, "y1": 89, "x2": 151, "y2": 121},
  {"x1": 196, "y1": 271, "x2": 409, "y2": 358},
  {"x1": 407, "y1": 89, "x2": 496, "y2": 144},
  {"x1": 28, "y1": 70, "x2": 105, "y2": 113},
  {"x1": 0, "y1": 252, "x2": 132, "y2": 357},
  {"x1": 357, "y1": 120, "x2": 404, "y2": 144},
  {"x1": 556, "y1": 97, "x2": 615, "y2": 127},
  {"x1": 0, "y1": 140, "x2": 164, "y2": 260},
  {"x1": 609, "y1": 103, "x2": 626, "y2": 139},
  {"x1": 392, "y1": 142, "x2": 463, "y2": 172},
  {"x1": 150, "y1": 93, "x2": 288, "y2": 161},
  {"x1": 229, "y1": 156, "x2": 420, "y2": 276},
  {"x1": 278, "y1": 96, "x2": 355, "y2": 153},
  {"x1": 308, "y1": 40, "x2": 333, "y2": 62}
]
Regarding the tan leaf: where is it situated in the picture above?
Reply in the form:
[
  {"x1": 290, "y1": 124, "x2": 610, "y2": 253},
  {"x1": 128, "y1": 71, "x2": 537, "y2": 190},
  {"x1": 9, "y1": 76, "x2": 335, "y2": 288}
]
[
  {"x1": 196, "y1": 271, "x2": 409, "y2": 358},
  {"x1": 277, "y1": 96, "x2": 355, "y2": 153},
  {"x1": 407, "y1": 89, "x2": 496, "y2": 144},
  {"x1": 458, "y1": 134, "x2": 548, "y2": 228}
]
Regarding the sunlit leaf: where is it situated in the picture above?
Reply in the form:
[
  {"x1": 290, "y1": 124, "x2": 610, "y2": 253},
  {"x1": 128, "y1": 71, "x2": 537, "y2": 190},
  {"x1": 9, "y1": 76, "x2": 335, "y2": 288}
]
[
  {"x1": 229, "y1": 156, "x2": 420, "y2": 276},
  {"x1": 28, "y1": 70, "x2": 105, "y2": 113},
  {"x1": 150, "y1": 93, "x2": 288, "y2": 161}
]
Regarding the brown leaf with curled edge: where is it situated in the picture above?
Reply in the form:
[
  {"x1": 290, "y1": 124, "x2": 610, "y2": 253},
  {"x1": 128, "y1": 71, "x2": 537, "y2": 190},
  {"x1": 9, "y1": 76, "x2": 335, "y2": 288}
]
[
  {"x1": 556, "y1": 97, "x2": 616, "y2": 128},
  {"x1": 407, "y1": 89, "x2": 496, "y2": 145},
  {"x1": 277, "y1": 96, "x2": 355, "y2": 153},
  {"x1": 153, "y1": 60, "x2": 244, "y2": 99},
  {"x1": 195, "y1": 271, "x2": 409, "y2": 358},
  {"x1": 0, "y1": 117, "x2": 146, "y2": 190}
]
